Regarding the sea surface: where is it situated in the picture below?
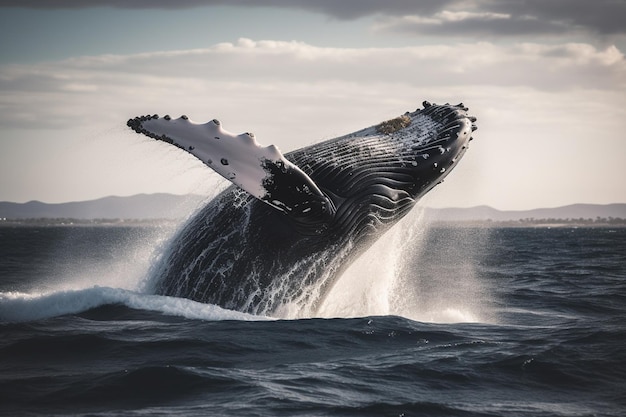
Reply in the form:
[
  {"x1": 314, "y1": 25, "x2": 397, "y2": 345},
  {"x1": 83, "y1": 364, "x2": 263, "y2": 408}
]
[{"x1": 0, "y1": 220, "x2": 625, "y2": 416}]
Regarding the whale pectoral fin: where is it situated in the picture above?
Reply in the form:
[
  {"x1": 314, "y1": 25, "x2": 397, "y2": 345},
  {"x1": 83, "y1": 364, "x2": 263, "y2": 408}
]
[{"x1": 127, "y1": 115, "x2": 334, "y2": 229}]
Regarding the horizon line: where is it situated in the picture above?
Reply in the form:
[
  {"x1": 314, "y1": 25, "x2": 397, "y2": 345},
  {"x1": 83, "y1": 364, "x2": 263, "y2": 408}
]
[{"x1": 1, "y1": 193, "x2": 626, "y2": 212}]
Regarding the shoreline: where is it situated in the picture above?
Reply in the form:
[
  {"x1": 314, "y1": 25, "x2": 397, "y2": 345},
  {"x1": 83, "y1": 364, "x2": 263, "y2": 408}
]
[{"x1": 427, "y1": 220, "x2": 626, "y2": 229}]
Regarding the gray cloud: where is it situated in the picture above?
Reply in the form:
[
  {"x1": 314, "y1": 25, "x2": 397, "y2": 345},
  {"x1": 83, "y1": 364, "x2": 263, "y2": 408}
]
[
  {"x1": 1, "y1": 39, "x2": 623, "y2": 127},
  {"x1": 485, "y1": 0, "x2": 626, "y2": 36},
  {"x1": 376, "y1": 13, "x2": 576, "y2": 38},
  {"x1": 2, "y1": 0, "x2": 625, "y2": 41},
  {"x1": 378, "y1": 0, "x2": 626, "y2": 38},
  {"x1": 0, "y1": 0, "x2": 453, "y2": 19},
  {"x1": 1, "y1": 38, "x2": 625, "y2": 208}
]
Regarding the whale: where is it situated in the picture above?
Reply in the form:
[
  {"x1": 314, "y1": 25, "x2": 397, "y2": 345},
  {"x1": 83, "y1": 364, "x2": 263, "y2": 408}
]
[{"x1": 127, "y1": 101, "x2": 477, "y2": 316}]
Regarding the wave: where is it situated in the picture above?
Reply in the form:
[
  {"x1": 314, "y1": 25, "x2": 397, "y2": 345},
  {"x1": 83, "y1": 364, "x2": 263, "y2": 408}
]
[{"x1": 0, "y1": 287, "x2": 266, "y2": 323}]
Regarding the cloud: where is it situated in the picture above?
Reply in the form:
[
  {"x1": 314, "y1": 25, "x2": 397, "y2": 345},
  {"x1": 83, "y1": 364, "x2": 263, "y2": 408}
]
[
  {"x1": 2, "y1": 38, "x2": 622, "y2": 93},
  {"x1": 375, "y1": 11, "x2": 577, "y2": 37},
  {"x1": 2, "y1": 0, "x2": 625, "y2": 38},
  {"x1": 1, "y1": 38, "x2": 624, "y2": 136},
  {"x1": 1, "y1": 38, "x2": 623, "y2": 147},
  {"x1": 485, "y1": 0, "x2": 626, "y2": 36},
  {"x1": 0, "y1": 0, "x2": 453, "y2": 19},
  {"x1": 1, "y1": 38, "x2": 625, "y2": 208},
  {"x1": 376, "y1": 1, "x2": 626, "y2": 38}
]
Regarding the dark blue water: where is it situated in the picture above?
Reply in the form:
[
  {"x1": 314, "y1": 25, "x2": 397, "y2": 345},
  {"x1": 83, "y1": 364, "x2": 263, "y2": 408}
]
[{"x1": 1, "y1": 223, "x2": 625, "y2": 416}]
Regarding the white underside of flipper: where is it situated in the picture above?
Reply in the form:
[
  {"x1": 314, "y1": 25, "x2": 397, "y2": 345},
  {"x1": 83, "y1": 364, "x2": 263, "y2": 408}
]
[
  {"x1": 133, "y1": 116, "x2": 279, "y2": 199},
  {"x1": 127, "y1": 115, "x2": 331, "y2": 219}
]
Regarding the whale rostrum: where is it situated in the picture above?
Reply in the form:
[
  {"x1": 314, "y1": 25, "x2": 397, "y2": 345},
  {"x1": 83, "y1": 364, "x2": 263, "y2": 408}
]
[{"x1": 128, "y1": 101, "x2": 477, "y2": 315}]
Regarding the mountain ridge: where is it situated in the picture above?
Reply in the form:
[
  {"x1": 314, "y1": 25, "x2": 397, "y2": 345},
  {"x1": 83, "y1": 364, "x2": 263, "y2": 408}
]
[
  {"x1": 423, "y1": 203, "x2": 626, "y2": 222},
  {"x1": 0, "y1": 194, "x2": 207, "y2": 220},
  {"x1": 1, "y1": 194, "x2": 625, "y2": 221}
]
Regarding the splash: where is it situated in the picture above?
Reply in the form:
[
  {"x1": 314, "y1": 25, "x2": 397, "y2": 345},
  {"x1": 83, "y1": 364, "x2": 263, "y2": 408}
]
[
  {"x1": 0, "y1": 287, "x2": 263, "y2": 323},
  {"x1": 314, "y1": 207, "x2": 428, "y2": 319},
  {"x1": 1, "y1": 191, "x2": 493, "y2": 324},
  {"x1": 302, "y1": 207, "x2": 495, "y2": 323},
  {"x1": 141, "y1": 198, "x2": 495, "y2": 323}
]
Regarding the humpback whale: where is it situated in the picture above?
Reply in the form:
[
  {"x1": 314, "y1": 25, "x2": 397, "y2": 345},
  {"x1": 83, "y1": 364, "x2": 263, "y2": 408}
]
[{"x1": 128, "y1": 101, "x2": 477, "y2": 316}]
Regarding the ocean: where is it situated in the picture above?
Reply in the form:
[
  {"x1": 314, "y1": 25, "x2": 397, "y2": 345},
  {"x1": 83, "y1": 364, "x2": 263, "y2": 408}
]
[{"x1": 0, "y1": 216, "x2": 625, "y2": 416}]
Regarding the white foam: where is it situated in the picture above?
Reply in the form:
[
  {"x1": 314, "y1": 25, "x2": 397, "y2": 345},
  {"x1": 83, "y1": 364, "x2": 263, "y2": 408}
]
[
  {"x1": 314, "y1": 206, "x2": 495, "y2": 324},
  {"x1": 0, "y1": 287, "x2": 266, "y2": 323},
  {"x1": 315, "y1": 208, "x2": 428, "y2": 319},
  {"x1": 408, "y1": 307, "x2": 482, "y2": 324}
]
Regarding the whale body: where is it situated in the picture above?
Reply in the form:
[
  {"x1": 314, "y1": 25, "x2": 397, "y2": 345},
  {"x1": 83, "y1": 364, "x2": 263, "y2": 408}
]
[{"x1": 128, "y1": 101, "x2": 477, "y2": 316}]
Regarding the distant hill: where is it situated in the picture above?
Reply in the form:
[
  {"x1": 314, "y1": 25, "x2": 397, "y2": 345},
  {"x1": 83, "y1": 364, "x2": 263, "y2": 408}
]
[
  {"x1": 1, "y1": 194, "x2": 625, "y2": 222},
  {"x1": 424, "y1": 204, "x2": 626, "y2": 222},
  {"x1": 0, "y1": 194, "x2": 206, "y2": 220}
]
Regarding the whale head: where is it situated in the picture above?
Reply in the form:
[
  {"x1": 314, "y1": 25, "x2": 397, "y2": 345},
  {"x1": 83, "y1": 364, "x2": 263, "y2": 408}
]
[{"x1": 286, "y1": 101, "x2": 477, "y2": 239}]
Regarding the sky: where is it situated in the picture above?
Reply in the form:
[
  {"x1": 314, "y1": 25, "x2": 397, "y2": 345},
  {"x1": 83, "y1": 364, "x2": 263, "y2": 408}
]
[{"x1": 0, "y1": 1, "x2": 625, "y2": 210}]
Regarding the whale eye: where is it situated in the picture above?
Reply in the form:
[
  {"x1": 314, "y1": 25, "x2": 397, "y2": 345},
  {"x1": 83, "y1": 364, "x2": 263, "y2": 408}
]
[
  {"x1": 181, "y1": 115, "x2": 188, "y2": 120},
  {"x1": 212, "y1": 119, "x2": 221, "y2": 125},
  {"x1": 164, "y1": 115, "x2": 171, "y2": 120},
  {"x1": 221, "y1": 158, "x2": 229, "y2": 165}
]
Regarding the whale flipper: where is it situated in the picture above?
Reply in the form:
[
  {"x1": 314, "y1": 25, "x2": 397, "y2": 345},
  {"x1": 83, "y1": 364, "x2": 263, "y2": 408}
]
[{"x1": 127, "y1": 115, "x2": 335, "y2": 231}]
